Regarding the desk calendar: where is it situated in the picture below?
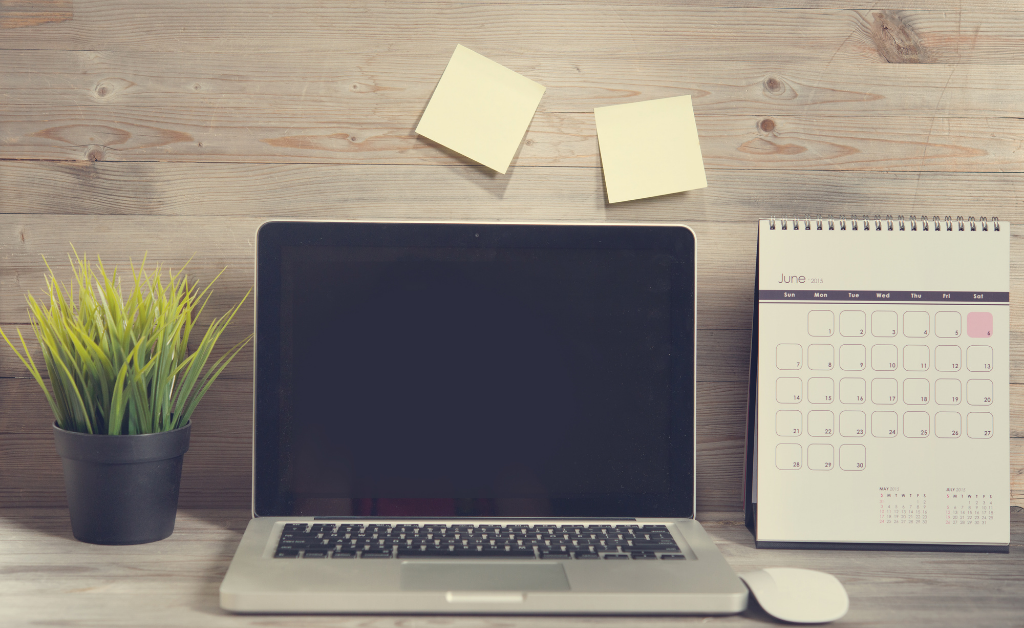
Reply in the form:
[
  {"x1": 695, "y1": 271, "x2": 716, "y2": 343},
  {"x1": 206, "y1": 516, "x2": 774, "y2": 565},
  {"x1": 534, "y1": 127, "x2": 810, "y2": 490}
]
[{"x1": 744, "y1": 216, "x2": 1009, "y2": 551}]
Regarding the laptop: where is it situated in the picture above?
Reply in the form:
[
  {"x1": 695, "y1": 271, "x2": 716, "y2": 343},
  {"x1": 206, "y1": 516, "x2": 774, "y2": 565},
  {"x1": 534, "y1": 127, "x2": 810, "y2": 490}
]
[{"x1": 220, "y1": 220, "x2": 747, "y2": 614}]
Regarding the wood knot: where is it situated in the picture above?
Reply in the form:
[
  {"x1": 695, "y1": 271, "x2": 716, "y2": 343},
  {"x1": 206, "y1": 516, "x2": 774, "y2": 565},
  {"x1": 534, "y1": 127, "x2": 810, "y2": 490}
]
[
  {"x1": 193, "y1": 83, "x2": 201, "y2": 91},
  {"x1": 87, "y1": 148, "x2": 103, "y2": 161},
  {"x1": 868, "y1": 11, "x2": 928, "y2": 63},
  {"x1": 93, "y1": 78, "x2": 134, "y2": 99},
  {"x1": 764, "y1": 77, "x2": 782, "y2": 93},
  {"x1": 525, "y1": 139, "x2": 534, "y2": 146},
  {"x1": 759, "y1": 118, "x2": 776, "y2": 133}
]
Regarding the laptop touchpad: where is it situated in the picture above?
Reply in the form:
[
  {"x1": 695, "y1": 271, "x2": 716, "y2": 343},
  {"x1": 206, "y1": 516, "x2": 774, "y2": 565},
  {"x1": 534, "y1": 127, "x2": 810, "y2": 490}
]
[{"x1": 399, "y1": 563, "x2": 570, "y2": 592}]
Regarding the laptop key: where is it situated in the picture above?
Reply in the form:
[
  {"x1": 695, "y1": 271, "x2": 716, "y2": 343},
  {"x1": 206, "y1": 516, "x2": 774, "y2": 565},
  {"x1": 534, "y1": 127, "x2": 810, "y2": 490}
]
[
  {"x1": 397, "y1": 548, "x2": 461, "y2": 557},
  {"x1": 603, "y1": 554, "x2": 629, "y2": 560},
  {"x1": 631, "y1": 541, "x2": 681, "y2": 551},
  {"x1": 360, "y1": 550, "x2": 393, "y2": 558},
  {"x1": 574, "y1": 552, "x2": 600, "y2": 559},
  {"x1": 302, "y1": 550, "x2": 329, "y2": 558},
  {"x1": 274, "y1": 550, "x2": 300, "y2": 558},
  {"x1": 660, "y1": 554, "x2": 686, "y2": 560},
  {"x1": 481, "y1": 549, "x2": 537, "y2": 558},
  {"x1": 540, "y1": 551, "x2": 571, "y2": 559},
  {"x1": 332, "y1": 551, "x2": 356, "y2": 558}
]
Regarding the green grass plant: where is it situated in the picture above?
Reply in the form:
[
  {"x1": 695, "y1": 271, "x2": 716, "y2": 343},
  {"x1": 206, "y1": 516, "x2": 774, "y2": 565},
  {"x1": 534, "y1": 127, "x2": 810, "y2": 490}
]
[{"x1": 0, "y1": 250, "x2": 251, "y2": 435}]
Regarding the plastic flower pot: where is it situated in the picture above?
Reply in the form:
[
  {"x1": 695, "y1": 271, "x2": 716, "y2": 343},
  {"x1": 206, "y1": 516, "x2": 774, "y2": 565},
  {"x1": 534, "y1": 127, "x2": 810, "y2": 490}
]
[{"x1": 52, "y1": 421, "x2": 191, "y2": 545}]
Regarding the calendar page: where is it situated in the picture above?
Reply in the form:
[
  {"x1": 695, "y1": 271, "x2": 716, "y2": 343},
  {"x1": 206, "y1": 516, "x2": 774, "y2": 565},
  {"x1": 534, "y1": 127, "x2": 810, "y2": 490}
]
[{"x1": 754, "y1": 217, "x2": 1009, "y2": 549}]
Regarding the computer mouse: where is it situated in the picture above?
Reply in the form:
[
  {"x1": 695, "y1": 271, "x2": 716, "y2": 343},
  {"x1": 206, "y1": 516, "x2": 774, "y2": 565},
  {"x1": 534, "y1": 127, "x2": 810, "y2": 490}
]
[{"x1": 738, "y1": 567, "x2": 849, "y2": 624}]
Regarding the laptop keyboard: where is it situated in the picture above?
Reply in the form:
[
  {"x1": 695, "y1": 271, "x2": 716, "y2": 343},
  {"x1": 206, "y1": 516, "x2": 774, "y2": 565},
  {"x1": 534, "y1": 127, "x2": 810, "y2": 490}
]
[{"x1": 274, "y1": 523, "x2": 685, "y2": 560}]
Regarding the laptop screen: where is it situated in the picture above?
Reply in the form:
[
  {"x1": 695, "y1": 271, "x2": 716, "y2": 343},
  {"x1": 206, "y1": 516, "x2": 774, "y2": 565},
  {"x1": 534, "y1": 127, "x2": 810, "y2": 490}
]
[{"x1": 255, "y1": 222, "x2": 695, "y2": 518}]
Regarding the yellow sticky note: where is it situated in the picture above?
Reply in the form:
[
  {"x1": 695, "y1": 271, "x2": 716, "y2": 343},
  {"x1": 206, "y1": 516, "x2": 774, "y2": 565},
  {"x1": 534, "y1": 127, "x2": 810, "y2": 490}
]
[
  {"x1": 416, "y1": 45, "x2": 545, "y2": 174},
  {"x1": 595, "y1": 95, "x2": 707, "y2": 204}
]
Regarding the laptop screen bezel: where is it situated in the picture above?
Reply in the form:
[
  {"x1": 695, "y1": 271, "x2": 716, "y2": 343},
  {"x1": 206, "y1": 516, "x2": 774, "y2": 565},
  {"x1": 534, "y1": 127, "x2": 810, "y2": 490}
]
[{"x1": 253, "y1": 220, "x2": 696, "y2": 519}]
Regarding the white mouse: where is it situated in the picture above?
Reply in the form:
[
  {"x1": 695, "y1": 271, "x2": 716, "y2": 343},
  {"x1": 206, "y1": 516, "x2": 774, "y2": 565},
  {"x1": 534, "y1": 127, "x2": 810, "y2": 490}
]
[{"x1": 739, "y1": 567, "x2": 849, "y2": 624}]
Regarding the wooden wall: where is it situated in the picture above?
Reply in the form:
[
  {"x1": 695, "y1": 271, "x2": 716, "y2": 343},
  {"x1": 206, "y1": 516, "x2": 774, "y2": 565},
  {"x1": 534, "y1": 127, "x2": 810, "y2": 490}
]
[{"x1": 1, "y1": 0, "x2": 1022, "y2": 513}]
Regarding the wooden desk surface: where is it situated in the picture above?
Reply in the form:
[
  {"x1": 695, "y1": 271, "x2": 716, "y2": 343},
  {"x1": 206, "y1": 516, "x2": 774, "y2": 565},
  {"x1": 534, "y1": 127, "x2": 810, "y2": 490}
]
[
  {"x1": 1, "y1": 508, "x2": 1022, "y2": 627},
  {"x1": 1, "y1": 1, "x2": 1023, "y2": 624}
]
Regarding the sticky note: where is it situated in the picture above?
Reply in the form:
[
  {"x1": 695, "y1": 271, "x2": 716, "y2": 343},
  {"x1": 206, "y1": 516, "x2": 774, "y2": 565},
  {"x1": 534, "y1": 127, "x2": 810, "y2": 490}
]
[
  {"x1": 416, "y1": 45, "x2": 545, "y2": 174},
  {"x1": 594, "y1": 95, "x2": 707, "y2": 204}
]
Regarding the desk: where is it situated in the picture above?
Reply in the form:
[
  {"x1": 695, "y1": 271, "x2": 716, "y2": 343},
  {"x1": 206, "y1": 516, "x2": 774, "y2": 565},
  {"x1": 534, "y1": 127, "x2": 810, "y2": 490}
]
[
  {"x1": 1, "y1": 509, "x2": 1022, "y2": 626},
  {"x1": 1, "y1": 1, "x2": 1023, "y2": 624}
]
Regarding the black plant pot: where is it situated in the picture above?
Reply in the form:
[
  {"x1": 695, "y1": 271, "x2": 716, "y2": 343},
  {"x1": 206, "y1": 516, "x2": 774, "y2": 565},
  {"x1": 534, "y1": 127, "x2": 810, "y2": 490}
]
[{"x1": 52, "y1": 421, "x2": 191, "y2": 545}]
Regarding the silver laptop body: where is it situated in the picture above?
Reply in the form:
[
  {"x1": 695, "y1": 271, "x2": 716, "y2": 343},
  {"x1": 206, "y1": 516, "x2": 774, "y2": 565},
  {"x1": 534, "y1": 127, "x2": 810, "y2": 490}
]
[{"x1": 220, "y1": 221, "x2": 748, "y2": 614}]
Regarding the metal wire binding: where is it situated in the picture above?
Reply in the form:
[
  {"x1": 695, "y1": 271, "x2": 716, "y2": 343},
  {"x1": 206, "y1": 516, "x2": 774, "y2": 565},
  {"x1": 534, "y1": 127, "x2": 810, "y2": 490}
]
[{"x1": 763, "y1": 213, "x2": 999, "y2": 239}]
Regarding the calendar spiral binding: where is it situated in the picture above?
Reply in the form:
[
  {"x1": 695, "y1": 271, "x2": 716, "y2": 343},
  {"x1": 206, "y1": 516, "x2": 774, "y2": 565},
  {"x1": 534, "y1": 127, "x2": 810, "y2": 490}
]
[{"x1": 766, "y1": 215, "x2": 1001, "y2": 233}]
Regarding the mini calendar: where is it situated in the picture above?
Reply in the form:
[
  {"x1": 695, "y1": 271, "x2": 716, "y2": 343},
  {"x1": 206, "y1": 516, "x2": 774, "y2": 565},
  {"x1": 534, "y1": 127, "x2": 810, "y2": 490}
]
[{"x1": 745, "y1": 216, "x2": 1009, "y2": 551}]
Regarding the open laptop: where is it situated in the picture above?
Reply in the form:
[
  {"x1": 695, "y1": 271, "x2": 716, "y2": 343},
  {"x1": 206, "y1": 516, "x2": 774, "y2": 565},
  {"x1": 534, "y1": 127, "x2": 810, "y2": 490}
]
[{"x1": 220, "y1": 220, "x2": 747, "y2": 614}]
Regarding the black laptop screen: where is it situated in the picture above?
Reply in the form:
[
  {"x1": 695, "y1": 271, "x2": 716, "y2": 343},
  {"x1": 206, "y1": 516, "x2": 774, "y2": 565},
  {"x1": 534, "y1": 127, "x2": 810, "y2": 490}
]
[{"x1": 255, "y1": 222, "x2": 695, "y2": 518}]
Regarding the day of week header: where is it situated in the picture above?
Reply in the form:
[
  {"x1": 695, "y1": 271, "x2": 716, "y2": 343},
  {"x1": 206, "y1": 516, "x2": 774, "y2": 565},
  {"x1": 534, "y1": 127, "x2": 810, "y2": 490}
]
[{"x1": 759, "y1": 290, "x2": 1008, "y2": 303}]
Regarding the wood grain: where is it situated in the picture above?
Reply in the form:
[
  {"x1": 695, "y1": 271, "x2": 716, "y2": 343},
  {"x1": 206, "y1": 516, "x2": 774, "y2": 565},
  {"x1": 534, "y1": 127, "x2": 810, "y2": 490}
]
[
  {"x1": 5, "y1": 52, "x2": 1023, "y2": 117},
  {"x1": 2, "y1": 3, "x2": 1023, "y2": 65},
  {"x1": 4, "y1": 110, "x2": 1023, "y2": 171},
  {"x1": 0, "y1": 508, "x2": 1021, "y2": 627},
  {"x1": 6, "y1": 163, "x2": 1024, "y2": 221}
]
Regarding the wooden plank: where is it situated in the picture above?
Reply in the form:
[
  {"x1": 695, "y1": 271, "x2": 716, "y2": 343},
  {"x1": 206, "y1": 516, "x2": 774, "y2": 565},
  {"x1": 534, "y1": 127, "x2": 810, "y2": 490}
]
[
  {"x1": 2, "y1": 3, "x2": 1023, "y2": 65},
  {"x1": 0, "y1": 508, "x2": 1021, "y2": 627},
  {"x1": 3, "y1": 163, "x2": 1023, "y2": 222},
  {"x1": 4, "y1": 51, "x2": 1023, "y2": 117},
  {"x1": 3, "y1": 109, "x2": 1023, "y2": 171},
  {"x1": 0, "y1": 378, "x2": 752, "y2": 511},
  {"x1": 0, "y1": 0, "x2": 72, "y2": 30}
]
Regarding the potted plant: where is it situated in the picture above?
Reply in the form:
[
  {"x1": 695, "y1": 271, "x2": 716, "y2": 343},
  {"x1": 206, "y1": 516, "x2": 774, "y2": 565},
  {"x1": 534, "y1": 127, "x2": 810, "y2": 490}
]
[{"x1": 0, "y1": 251, "x2": 250, "y2": 544}]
